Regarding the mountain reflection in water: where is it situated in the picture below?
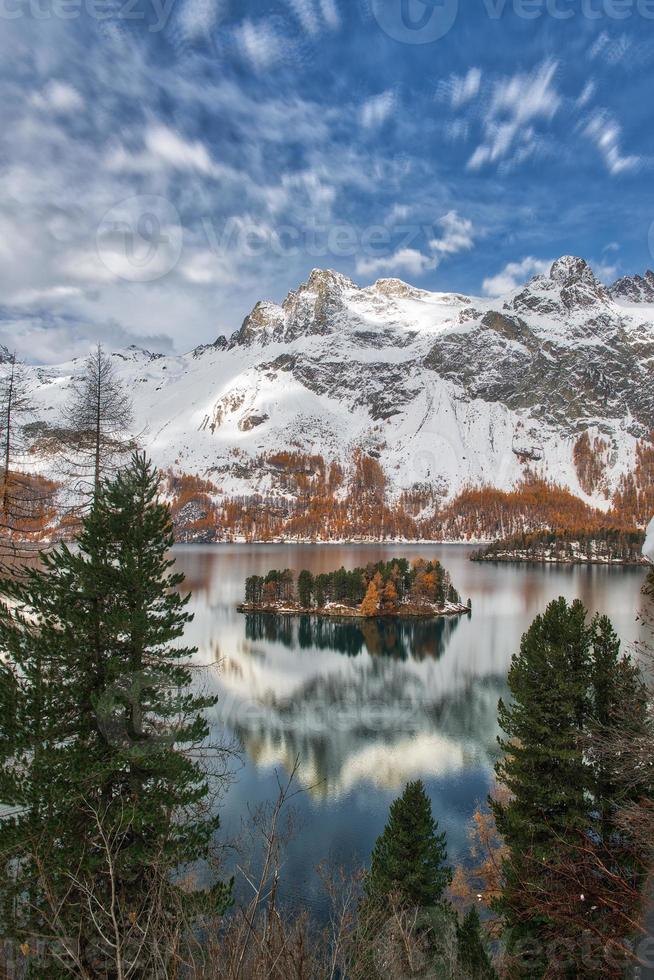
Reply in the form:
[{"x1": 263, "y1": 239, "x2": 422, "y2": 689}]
[{"x1": 175, "y1": 543, "x2": 648, "y2": 915}]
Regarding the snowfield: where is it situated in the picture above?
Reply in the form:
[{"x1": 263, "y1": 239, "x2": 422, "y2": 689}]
[{"x1": 5, "y1": 256, "x2": 654, "y2": 510}]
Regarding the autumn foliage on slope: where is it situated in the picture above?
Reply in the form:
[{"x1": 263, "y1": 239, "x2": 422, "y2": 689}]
[
  {"x1": 0, "y1": 470, "x2": 59, "y2": 557},
  {"x1": 162, "y1": 469, "x2": 220, "y2": 541},
  {"x1": 610, "y1": 432, "x2": 654, "y2": 528},
  {"x1": 166, "y1": 452, "x2": 644, "y2": 542},
  {"x1": 160, "y1": 430, "x2": 653, "y2": 543}
]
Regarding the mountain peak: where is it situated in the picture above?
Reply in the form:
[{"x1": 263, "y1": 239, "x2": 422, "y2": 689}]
[
  {"x1": 303, "y1": 268, "x2": 356, "y2": 293},
  {"x1": 371, "y1": 278, "x2": 428, "y2": 300},
  {"x1": 549, "y1": 255, "x2": 594, "y2": 284},
  {"x1": 609, "y1": 269, "x2": 654, "y2": 303},
  {"x1": 509, "y1": 255, "x2": 610, "y2": 317}
]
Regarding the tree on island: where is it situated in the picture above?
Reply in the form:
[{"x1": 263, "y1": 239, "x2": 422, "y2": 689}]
[
  {"x1": 0, "y1": 453, "x2": 231, "y2": 975},
  {"x1": 297, "y1": 568, "x2": 314, "y2": 608},
  {"x1": 381, "y1": 579, "x2": 399, "y2": 612},
  {"x1": 360, "y1": 579, "x2": 380, "y2": 617},
  {"x1": 244, "y1": 558, "x2": 461, "y2": 612}
]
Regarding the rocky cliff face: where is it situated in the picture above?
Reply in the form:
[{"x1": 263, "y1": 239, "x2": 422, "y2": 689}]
[
  {"x1": 11, "y1": 257, "x2": 654, "y2": 508},
  {"x1": 424, "y1": 257, "x2": 654, "y2": 435},
  {"x1": 610, "y1": 269, "x2": 654, "y2": 303}
]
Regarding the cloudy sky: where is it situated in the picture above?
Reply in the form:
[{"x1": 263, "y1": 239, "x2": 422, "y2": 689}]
[{"x1": 0, "y1": 0, "x2": 652, "y2": 361}]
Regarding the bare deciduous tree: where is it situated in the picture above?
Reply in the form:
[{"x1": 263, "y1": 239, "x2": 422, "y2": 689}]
[{"x1": 62, "y1": 344, "x2": 135, "y2": 496}]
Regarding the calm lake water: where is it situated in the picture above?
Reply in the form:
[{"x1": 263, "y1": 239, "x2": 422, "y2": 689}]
[{"x1": 175, "y1": 543, "x2": 651, "y2": 917}]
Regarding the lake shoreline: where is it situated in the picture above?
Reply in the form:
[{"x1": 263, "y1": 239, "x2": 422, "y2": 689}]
[
  {"x1": 237, "y1": 600, "x2": 471, "y2": 619},
  {"x1": 471, "y1": 553, "x2": 647, "y2": 567}
]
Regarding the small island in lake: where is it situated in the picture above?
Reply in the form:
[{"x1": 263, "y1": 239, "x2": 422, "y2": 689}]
[
  {"x1": 471, "y1": 527, "x2": 647, "y2": 565},
  {"x1": 238, "y1": 558, "x2": 471, "y2": 618}
]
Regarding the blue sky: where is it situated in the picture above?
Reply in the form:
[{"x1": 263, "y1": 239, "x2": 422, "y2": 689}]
[{"x1": 0, "y1": 0, "x2": 653, "y2": 360}]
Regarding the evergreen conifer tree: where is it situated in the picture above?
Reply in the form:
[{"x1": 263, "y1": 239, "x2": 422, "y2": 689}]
[
  {"x1": 494, "y1": 598, "x2": 591, "y2": 857},
  {"x1": 0, "y1": 452, "x2": 230, "y2": 974},
  {"x1": 456, "y1": 906, "x2": 497, "y2": 979},
  {"x1": 492, "y1": 598, "x2": 592, "y2": 963},
  {"x1": 297, "y1": 569, "x2": 314, "y2": 608},
  {"x1": 493, "y1": 597, "x2": 652, "y2": 975},
  {"x1": 365, "y1": 779, "x2": 452, "y2": 909}
]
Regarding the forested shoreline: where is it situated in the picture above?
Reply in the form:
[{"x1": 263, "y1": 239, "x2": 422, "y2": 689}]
[
  {"x1": 239, "y1": 557, "x2": 470, "y2": 618},
  {"x1": 471, "y1": 527, "x2": 647, "y2": 565}
]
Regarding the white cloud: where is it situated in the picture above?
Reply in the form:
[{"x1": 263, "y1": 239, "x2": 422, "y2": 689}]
[
  {"x1": 593, "y1": 242, "x2": 620, "y2": 282},
  {"x1": 107, "y1": 124, "x2": 222, "y2": 177},
  {"x1": 178, "y1": 0, "x2": 225, "y2": 39},
  {"x1": 385, "y1": 203, "x2": 411, "y2": 224},
  {"x1": 286, "y1": 0, "x2": 320, "y2": 34},
  {"x1": 576, "y1": 80, "x2": 595, "y2": 109},
  {"x1": 429, "y1": 210, "x2": 474, "y2": 257},
  {"x1": 9, "y1": 285, "x2": 83, "y2": 305},
  {"x1": 593, "y1": 260, "x2": 618, "y2": 282},
  {"x1": 179, "y1": 250, "x2": 234, "y2": 285},
  {"x1": 144, "y1": 125, "x2": 219, "y2": 175},
  {"x1": 450, "y1": 68, "x2": 481, "y2": 109},
  {"x1": 356, "y1": 247, "x2": 437, "y2": 279},
  {"x1": 482, "y1": 256, "x2": 551, "y2": 296},
  {"x1": 583, "y1": 112, "x2": 640, "y2": 176},
  {"x1": 358, "y1": 211, "x2": 474, "y2": 279},
  {"x1": 31, "y1": 80, "x2": 84, "y2": 114},
  {"x1": 2, "y1": 313, "x2": 174, "y2": 365},
  {"x1": 445, "y1": 119, "x2": 469, "y2": 142},
  {"x1": 285, "y1": 0, "x2": 341, "y2": 34},
  {"x1": 467, "y1": 61, "x2": 559, "y2": 171},
  {"x1": 319, "y1": 0, "x2": 340, "y2": 29},
  {"x1": 588, "y1": 31, "x2": 632, "y2": 67},
  {"x1": 234, "y1": 19, "x2": 288, "y2": 72},
  {"x1": 360, "y1": 91, "x2": 395, "y2": 130}
]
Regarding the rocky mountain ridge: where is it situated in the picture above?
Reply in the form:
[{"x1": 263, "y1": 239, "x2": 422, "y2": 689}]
[{"x1": 8, "y1": 256, "x2": 654, "y2": 513}]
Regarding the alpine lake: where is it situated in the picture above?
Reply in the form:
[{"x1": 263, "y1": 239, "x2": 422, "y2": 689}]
[{"x1": 176, "y1": 543, "x2": 651, "y2": 918}]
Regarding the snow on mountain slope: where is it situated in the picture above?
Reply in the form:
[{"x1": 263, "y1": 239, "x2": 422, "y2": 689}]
[
  {"x1": 14, "y1": 257, "x2": 654, "y2": 508},
  {"x1": 644, "y1": 517, "x2": 654, "y2": 565}
]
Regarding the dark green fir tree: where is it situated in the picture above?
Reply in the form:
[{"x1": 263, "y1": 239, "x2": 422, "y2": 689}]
[
  {"x1": 493, "y1": 597, "x2": 652, "y2": 977},
  {"x1": 456, "y1": 906, "x2": 497, "y2": 980},
  {"x1": 297, "y1": 569, "x2": 314, "y2": 608},
  {"x1": 365, "y1": 779, "x2": 452, "y2": 909},
  {"x1": 0, "y1": 452, "x2": 231, "y2": 976}
]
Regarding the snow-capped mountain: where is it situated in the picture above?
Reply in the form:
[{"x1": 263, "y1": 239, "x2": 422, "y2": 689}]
[
  {"x1": 14, "y1": 256, "x2": 654, "y2": 508},
  {"x1": 609, "y1": 269, "x2": 654, "y2": 304}
]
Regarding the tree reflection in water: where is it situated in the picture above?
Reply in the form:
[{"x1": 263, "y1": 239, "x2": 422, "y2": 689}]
[{"x1": 244, "y1": 612, "x2": 463, "y2": 661}]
